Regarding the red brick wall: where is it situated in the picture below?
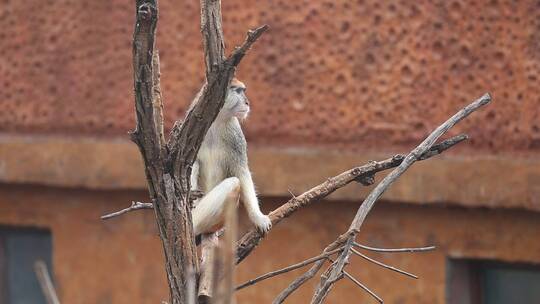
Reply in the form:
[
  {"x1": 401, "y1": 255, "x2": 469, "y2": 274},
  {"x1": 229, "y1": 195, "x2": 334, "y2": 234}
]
[{"x1": 1, "y1": 0, "x2": 539, "y2": 153}]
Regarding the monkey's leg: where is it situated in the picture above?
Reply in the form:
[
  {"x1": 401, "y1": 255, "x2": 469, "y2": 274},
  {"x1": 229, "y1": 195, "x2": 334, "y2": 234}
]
[{"x1": 192, "y1": 177, "x2": 240, "y2": 236}]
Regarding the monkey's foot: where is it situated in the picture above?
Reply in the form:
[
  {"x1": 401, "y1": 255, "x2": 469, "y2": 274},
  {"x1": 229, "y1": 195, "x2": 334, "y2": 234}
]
[{"x1": 252, "y1": 213, "x2": 272, "y2": 233}]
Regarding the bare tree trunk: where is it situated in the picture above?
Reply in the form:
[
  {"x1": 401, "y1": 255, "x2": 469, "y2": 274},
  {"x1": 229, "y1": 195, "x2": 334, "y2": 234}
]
[
  {"x1": 130, "y1": 2, "x2": 198, "y2": 303},
  {"x1": 129, "y1": 0, "x2": 267, "y2": 302}
]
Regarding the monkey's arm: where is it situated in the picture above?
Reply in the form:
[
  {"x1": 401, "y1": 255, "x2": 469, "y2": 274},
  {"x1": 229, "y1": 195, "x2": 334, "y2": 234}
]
[{"x1": 238, "y1": 168, "x2": 272, "y2": 233}]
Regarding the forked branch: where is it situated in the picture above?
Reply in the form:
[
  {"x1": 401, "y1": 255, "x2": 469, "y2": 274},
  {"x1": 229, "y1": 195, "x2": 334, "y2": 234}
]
[
  {"x1": 272, "y1": 93, "x2": 491, "y2": 304},
  {"x1": 236, "y1": 134, "x2": 468, "y2": 264}
]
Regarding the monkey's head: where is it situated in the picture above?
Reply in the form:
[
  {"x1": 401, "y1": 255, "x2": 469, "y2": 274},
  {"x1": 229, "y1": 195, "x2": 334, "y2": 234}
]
[{"x1": 222, "y1": 78, "x2": 250, "y2": 120}]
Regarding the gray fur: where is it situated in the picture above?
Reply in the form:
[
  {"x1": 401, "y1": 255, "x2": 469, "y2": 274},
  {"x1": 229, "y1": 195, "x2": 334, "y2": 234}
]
[{"x1": 189, "y1": 82, "x2": 272, "y2": 235}]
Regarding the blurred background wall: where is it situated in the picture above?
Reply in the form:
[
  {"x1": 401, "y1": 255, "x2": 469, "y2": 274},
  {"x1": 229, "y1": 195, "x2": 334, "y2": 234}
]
[{"x1": 0, "y1": 0, "x2": 539, "y2": 303}]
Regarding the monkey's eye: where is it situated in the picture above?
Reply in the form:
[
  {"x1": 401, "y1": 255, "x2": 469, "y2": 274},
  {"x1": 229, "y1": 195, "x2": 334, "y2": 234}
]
[{"x1": 234, "y1": 87, "x2": 245, "y2": 94}]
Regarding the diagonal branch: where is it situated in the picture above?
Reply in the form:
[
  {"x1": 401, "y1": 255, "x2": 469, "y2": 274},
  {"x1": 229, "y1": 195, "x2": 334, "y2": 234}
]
[
  {"x1": 272, "y1": 232, "x2": 353, "y2": 304},
  {"x1": 236, "y1": 247, "x2": 344, "y2": 291},
  {"x1": 227, "y1": 25, "x2": 270, "y2": 67},
  {"x1": 236, "y1": 134, "x2": 468, "y2": 264},
  {"x1": 343, "y1": 271, "x2": 383, "y2": 304},
  {"x1": 350, "y1": 248, "x2": 418, "y2": 279},
  {"x1": 309, "y1": 93, "x2": 491, "y2": 304},
  {"x1": 34, "y1": 260, "x2": 60, "y2": 304}
]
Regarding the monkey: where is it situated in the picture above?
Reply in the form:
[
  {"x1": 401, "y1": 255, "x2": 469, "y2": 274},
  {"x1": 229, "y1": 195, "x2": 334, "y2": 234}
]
[{"x1": 189, "y1": 78, "x2": 272, "y2": 237}]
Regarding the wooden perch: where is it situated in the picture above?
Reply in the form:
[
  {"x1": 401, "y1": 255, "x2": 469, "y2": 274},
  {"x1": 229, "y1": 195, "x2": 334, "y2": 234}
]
[{"x1": 236, "y1": 134, "x2": 468, "y2": 264}]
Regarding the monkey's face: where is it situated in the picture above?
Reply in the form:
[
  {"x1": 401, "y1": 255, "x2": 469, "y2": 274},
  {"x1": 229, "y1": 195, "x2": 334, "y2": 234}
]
[{"x1": 223, "y1": 80, "x2": 250, "y2": 120}]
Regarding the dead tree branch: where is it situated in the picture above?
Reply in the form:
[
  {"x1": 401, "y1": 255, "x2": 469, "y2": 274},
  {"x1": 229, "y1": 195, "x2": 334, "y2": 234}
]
[
  {"x1": 34, "y1": 260, "x2": 61, "y2": 304},
  {"x1": 350, "y1": 248, "x2": 418, "y2": 279},
  {"x1": 236, "y1": 247, "x2": 344, "y2": 291},
  {"x1": 269, "y1": 93, "x2": 491, "y2": 304},
  {"x1": 236, "y1": 134, "x2": 468, "y2": 264},
  {"x1": 354, "y1": 243, "x2": 436, "y2": 253},
  {"x1": 308, "y1": 93, "x2": 491, "y2": 304},
  {"x1": 101, "y1": 191, "x2": 204, "y2": 220},
  {"x1": 100, "y1": 201, "x2": 153, "y2": 220},
  {"x1": 343, "y1": 271, "x2": 382, "y2": 304},
  {"x1": 272, "y1": 233, "x2": 352, "y2": 304}
]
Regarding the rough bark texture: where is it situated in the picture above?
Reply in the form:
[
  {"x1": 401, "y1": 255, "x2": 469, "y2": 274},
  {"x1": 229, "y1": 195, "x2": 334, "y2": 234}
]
[
  {"x1": 130, "y1": 0, "x2": 267, "y2": 302},
  {"x1": 130, "y1": 1, "x2": 198, "y2": 303}
]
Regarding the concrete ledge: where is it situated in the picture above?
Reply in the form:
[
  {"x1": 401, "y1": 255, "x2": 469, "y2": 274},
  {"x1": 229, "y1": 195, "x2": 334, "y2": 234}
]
[{"x1": 1, "y1": 135, "x2": 539, "y2": 211}]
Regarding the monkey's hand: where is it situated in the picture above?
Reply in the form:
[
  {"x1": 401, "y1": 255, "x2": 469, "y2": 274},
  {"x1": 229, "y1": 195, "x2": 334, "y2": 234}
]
[{"x1": 251, "y1": 213, "x2": 272, "y2": 233}]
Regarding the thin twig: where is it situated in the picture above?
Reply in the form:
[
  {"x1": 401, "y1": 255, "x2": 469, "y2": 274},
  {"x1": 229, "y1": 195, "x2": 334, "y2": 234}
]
[
  {"x1": 236, "y1": 247, "x2": 343, "y2": 291},
  {"x1": 34, "y1": 260, "x2": 61, "y2": 304},
  {"x1": 272, "y1": 260, "x2": 326, "y2": 304},
  {"x1": 272, "y1": 233, "x2": 351, "y2": 304},
  {"x1": 351, "y1": 248, "x2": 418, "y2": 279},
  {"x1": 354, "y1": 243, "x2": 436, "y2": 253},
  {"x1": 287, "y1": 189, "x2": 296, "y2": 198},
  {"x1": 236, "y1": 134, "x2": 469, "y2": 264},
  {"x1": 227, "y1": 25, "x2": 269, "y2": 66},
  {"x1": 100, "y1": 190, "x2": 205, "y2": 221},
  {"x1": 343, "y1": 271, "x2": 383, "y2": 304},
  {"x1": 311, "y1": 238, "x2": 354, "y2": 302},
  {"x1": 100, "y1": 201, "x2": 153, "y2": 220}
]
